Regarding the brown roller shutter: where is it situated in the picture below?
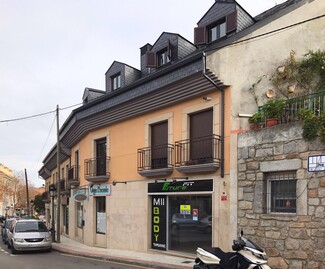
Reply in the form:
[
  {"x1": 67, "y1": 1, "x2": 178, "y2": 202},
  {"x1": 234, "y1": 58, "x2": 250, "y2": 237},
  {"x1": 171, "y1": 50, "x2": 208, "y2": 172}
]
[
  {"x1": 190, "y1": 109, "x2": 213, "y2": 164},
  {"x1": 151, "y1": 121, "x2": 168, "y2": 169},
  {"x1": 194, "y1": 26, "x2": 206, "y2": 45},
  {"x1": 226, "y1": 11, "x2": 237, "y2": 33},
  {"x1": 146, "y1": 51, "x2": 156, "y2": 68}
]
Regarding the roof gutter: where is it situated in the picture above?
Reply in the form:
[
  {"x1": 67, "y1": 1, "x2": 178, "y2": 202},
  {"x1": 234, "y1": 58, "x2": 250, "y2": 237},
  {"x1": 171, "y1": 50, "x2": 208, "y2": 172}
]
[{"x1": 202, "y1": 52, "x2": 225, "y2": 178}]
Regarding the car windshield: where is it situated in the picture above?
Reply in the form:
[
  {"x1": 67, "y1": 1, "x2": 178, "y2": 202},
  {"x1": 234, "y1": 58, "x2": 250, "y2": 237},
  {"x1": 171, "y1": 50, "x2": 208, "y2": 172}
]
[
  {"x1": 15, "y1": 221, "x2": 48, "y2": 233},
  {"x1": 5, "y1": 220, "x2": 15, "y2": 228}
]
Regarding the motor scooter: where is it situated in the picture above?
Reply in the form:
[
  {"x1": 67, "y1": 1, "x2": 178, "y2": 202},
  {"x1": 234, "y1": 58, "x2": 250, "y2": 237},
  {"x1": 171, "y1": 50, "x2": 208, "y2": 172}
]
[{"x1": 193, "y1": 231, "x2": 271, "y2": 269}]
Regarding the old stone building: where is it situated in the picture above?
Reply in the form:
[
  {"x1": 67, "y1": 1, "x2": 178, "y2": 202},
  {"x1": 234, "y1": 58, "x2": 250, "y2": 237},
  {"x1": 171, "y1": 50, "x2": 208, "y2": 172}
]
[{"x1": 238, "y1": 123, "x2": 325, "y2": 268}]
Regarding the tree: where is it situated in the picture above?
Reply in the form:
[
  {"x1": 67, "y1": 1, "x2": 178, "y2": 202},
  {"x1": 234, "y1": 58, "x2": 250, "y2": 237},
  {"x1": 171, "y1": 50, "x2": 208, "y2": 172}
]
[{"x1": 33, "y1": 194, "x2": 45, "y2": 214}]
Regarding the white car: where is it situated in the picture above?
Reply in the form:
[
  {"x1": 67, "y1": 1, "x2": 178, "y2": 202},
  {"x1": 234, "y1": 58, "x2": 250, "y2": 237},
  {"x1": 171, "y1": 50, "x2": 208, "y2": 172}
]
[{"x1": 7, "y1": 219, "x2": 52, "y2": 254}]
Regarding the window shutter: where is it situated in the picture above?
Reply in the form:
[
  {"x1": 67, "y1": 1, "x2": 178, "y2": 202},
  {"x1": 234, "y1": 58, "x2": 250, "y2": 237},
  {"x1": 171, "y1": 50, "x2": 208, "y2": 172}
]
[
  {"x1": 226, "y1": 11, "x2": 237, "y2": 33},
  {"x1": 194, "y1": 27, "x2": 206, "y2": 45},
  {"x1": 146, "y1": 51, "x2": 156, "y2": 68},
  {"x1": 167, "y1": 40, "x2": 171, "y2": 60}
]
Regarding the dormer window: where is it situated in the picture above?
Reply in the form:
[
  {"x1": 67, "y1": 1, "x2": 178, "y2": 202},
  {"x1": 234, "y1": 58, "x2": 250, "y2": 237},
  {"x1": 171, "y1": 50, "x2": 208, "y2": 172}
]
[
  {"x1": 208, "y1": 20, "x2": 226, "y2": 43},
  {"x1": 194, "y1": 11, "x2": 237, "y2": 45},
  {"x1": 157, "y1": 48, "x2": 170, "y2": 67},
  {"x1": 111, "y1": 73, "x2": 121, "y2": 90},
  {"x1": 146, "y1": 40, "x2": 171, "y2": 68}
]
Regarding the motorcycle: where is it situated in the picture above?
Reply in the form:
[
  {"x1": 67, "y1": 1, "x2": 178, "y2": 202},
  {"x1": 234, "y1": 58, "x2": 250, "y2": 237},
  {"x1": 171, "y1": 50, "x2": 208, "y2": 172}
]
[{"x1": 193, "y1": 231, "x2": 271, "y2": 269}]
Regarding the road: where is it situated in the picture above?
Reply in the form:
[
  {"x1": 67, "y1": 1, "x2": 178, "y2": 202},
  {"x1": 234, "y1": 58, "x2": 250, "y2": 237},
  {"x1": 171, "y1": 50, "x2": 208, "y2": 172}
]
[{"x1": 0, "y1": 236, "x2": 151, "y2": 269}]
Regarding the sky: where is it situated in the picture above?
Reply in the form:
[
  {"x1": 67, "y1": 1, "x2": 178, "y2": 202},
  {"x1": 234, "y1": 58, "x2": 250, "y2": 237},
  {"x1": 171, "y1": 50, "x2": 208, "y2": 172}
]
[{"x1": 0, "y1": 0, "x2": 286, "y2": 187}]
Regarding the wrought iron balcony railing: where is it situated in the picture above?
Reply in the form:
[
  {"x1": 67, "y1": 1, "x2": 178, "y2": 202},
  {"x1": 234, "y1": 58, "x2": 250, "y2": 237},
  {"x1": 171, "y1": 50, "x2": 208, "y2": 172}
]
[
  {"x1": 60, "y1": 179, "x2": 66, "y2": 192},
  {"x1": 84, "y1": 156, "x2": 110, "y2": 179},
  {"x1": 260, "y1": 90, "x2": 325, "y2": 126},
  {"x1": 67, "y1": 165, "x2": 80, "y2": 187},
  {"x1": 175, "y1": 134, "x2": 221, "y2": 167},
  {"x1": 137, "y1": 144, "x2": 174, "y2": 171}
]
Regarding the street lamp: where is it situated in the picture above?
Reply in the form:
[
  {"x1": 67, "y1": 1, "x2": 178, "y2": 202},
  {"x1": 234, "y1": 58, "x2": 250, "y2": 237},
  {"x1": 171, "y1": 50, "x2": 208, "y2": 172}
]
[{"x1": 49, "y1": 184, "x2": 56, "y2": 242}]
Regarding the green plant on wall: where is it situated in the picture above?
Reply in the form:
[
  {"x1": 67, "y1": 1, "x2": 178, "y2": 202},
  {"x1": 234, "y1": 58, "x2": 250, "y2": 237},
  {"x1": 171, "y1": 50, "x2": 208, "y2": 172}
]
[
  {"x1": 298, "y1": 50, "x2": 325, "y2": 92},
  {"x1": 271, "y1": 49, "x2": 325, "y2": 97},
  {"x1": 299, "y1": 109, "x2": 325, "y2": 142}
]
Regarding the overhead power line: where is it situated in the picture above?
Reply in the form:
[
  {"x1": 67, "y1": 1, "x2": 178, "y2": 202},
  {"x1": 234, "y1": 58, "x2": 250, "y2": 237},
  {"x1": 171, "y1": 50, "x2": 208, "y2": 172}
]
[{"x1": 0, "y1": 103, "x2": 82, "y2": 124}]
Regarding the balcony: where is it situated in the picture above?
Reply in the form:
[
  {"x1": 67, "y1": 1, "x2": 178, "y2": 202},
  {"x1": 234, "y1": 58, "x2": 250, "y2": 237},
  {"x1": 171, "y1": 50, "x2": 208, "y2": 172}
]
[
  {"x1": 84, "y1": 156, "x2": 110, "y2": 183},
  {"x1": 175, "y1": 134, "x2": 221, "y2": 173},
  {"x1": 67, "y1": 165, "x2": 80, "y2": 188},
  {"x1": 137, "y1": 144, "x2": 174, "y2": 177},
  {"x1": 60, "y1": 179, "x2": 70, "y2": 196},
  {"x1": 259, "y1": 90, "x2": 325, "y2": 127}
]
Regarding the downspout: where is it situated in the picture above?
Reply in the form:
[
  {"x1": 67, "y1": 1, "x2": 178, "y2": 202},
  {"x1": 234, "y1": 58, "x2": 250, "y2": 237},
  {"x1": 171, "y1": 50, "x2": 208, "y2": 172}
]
[{"x1": 202, "y1": 52, "x2": 225, "y2": 178}]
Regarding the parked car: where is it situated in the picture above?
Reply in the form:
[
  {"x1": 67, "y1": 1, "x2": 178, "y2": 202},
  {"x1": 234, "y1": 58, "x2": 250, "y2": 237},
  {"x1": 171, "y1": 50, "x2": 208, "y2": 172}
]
[
  {"x1": 197, "y1": 215, "x2": 212, "y2": 233},
  {"x1": 171, "y1": 213, "x2": 198, "y2": 230},
  {"x1": 2, "y1": 217, "x2": 18, "y2": 244},
  {"x1": 7, "y1": 219, "x2": 52, "y2": 254}
]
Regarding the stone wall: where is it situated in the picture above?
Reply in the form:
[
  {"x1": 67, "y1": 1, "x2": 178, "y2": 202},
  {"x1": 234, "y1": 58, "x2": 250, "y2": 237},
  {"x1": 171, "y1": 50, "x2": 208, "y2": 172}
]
[{"x1": 238, "y1": 123, "x2": 325, "y2": 269}]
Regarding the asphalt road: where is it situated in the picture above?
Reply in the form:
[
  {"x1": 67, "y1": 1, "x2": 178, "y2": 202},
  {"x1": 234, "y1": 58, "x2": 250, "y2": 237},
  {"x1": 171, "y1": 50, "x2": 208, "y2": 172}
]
[{"x1": 0, "y1": 236, "x2": 151, "y2": 269}]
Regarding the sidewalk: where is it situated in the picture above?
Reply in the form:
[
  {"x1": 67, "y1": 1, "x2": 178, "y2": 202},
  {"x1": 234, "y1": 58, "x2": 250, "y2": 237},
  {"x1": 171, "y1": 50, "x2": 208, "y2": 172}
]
[{"x1": 52, "y1": 235, "x2": 195, "y2": 269}]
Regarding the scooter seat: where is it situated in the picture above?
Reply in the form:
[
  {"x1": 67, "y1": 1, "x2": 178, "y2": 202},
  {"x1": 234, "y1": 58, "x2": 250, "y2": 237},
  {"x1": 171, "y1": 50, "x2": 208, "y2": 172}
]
[{"x1": 213, "y1": 247, "x2": 238, "y2": 269}]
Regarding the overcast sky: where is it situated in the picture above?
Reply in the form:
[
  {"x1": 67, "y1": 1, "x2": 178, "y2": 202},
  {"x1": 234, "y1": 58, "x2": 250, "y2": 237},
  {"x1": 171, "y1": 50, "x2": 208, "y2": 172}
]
[{"x1": 0, "y1": 0, "x2": 286, "y2": 187}]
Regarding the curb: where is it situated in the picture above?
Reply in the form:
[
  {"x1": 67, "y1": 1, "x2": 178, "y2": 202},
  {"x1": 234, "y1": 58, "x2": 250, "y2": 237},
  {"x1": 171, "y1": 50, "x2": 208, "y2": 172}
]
[{"x1": 52, "y1": 244, "x2": 193, "y2": 269}]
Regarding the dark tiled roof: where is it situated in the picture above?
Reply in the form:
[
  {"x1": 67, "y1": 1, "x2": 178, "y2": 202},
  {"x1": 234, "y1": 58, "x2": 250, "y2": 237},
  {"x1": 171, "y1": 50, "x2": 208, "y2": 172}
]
[{"x1": 254, "y1": 0, "x2": 304, "y2": 21}]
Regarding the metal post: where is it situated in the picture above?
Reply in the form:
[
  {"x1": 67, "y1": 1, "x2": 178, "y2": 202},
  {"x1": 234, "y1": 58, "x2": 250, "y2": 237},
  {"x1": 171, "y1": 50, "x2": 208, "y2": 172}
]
[
  {"x1": 51, "y1": 195, "x2": 55, "y2": 242},
  {"x1": 56, "y1": 105, "x2": 61, "y2": 243},
  {"x1": 24, "y1": 169, "x2": 30, "y2": 217}
]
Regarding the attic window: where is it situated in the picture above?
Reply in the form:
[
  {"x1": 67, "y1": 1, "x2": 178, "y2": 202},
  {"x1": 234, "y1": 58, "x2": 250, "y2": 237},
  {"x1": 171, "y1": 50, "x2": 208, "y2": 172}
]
[
  {"x1": 157, "y1": 48, "x2": 170, "y2": 67},
  {"x1": 111, "y1": 73, "x2": 121, "y2": 90},
  {"x1": 208, "y1": 20, "x2": 226, "y2": 43},
  {"x1": 194, "y1": 11, "x2": 237, "y2": 45}
]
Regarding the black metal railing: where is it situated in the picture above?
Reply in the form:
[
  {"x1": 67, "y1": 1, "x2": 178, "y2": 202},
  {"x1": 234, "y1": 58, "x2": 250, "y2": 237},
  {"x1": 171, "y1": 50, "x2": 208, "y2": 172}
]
[
  {"x1": 60, "y1": 179, "x2": 66, "y2": 192},
  {"x1": 260, "y1": 90, "x2": 325, "y2": 126},
  {"x1": 175, "y1": 134, "x2": 221, "y2": 167},
  {"x1": 137, "y1": 144, "x2": 174, "y2": 171},
  {"x1": 68, "y1": 165, "x2": 79, "y2": 181},
  {"x1": 84, "y1": 156, "x2": 110, "y2": 178}
]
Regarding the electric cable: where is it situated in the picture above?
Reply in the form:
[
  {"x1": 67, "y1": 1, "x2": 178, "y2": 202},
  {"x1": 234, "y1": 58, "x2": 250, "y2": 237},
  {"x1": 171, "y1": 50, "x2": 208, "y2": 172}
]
[{"x1": 0, "y1": 102, "x2": 82, "y2": 124}]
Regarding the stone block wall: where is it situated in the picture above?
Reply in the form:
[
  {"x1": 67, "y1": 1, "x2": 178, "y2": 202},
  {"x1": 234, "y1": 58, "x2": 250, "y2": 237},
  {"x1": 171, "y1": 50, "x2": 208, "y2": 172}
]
[{"x1": 238, "y1": 123, "x2": 325, "y2": 269}]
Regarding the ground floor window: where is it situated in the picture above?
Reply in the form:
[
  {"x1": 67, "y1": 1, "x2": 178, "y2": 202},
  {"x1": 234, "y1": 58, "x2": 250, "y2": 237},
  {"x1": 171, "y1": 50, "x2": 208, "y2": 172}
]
[
  {"x1": 77, "y1": 203, "x2": 83, "y2": 228},
  {"x1": 169, "y1": 195, "x2": 212, "y2": 253},
  {"x1": 151, "y1": 194, "x2": 212, "y2": 254},
  {"x1": 96, "y1": 196, "x2": 106, "y2": 234},
  {"x1": 265, "y1": 171, "x2": 297, "y2": 213}
]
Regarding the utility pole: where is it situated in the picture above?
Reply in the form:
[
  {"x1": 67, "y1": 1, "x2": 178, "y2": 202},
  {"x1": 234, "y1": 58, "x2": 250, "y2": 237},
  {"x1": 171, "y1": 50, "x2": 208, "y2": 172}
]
[
  {"x1": 24, "y1": 169, "x2": 30, "y2": 217},
  {"x1": 56, "y1": 105, "x2": 61, "y2": 243}
]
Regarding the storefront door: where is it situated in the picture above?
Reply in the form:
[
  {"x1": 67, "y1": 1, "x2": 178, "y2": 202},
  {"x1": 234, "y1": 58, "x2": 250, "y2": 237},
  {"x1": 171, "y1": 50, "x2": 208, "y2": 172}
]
[{"x1": 149, "y1": 179, "x2": 213, "y2": 254}]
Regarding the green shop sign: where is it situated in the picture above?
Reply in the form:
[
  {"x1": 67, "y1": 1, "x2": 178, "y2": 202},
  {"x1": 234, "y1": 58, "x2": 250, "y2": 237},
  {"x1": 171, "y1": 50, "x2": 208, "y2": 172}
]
[{"x1": 148, "y1": 179, "x2": 213, "y2": 193}]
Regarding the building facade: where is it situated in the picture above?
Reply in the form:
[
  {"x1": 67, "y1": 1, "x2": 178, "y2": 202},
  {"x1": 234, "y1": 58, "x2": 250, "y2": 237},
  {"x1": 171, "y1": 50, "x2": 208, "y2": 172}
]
[
  {"x1": 39, "y1": 0, "x2": 325, "y2": 267},
  {"x1": 0, "y1": 164, "x2": 16, "y2": 217}
]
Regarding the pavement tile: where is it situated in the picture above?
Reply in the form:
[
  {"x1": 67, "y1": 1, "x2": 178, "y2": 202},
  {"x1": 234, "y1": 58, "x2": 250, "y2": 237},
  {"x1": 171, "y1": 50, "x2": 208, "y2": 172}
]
[{"x1": 52, "y1": 235, "x2": 195, "y2": 269}]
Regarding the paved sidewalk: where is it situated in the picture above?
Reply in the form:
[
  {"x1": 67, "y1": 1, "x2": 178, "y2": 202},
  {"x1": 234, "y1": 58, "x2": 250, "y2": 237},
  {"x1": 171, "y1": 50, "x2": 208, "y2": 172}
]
[{"x1": 52, "y1": 235, "x2": 195, "y2": 269}]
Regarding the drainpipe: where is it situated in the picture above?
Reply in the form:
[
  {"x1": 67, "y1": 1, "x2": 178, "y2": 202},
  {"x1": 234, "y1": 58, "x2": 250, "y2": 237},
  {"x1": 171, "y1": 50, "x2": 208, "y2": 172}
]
[{"x1": 202, "y1": 52, "x2": 225, "y2": 178}]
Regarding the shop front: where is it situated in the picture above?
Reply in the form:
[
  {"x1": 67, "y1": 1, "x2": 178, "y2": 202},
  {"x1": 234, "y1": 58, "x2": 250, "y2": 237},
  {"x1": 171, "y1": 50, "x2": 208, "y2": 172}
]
[{"x1": 148, "y1": 179, "x2": 213, "y2": 254}]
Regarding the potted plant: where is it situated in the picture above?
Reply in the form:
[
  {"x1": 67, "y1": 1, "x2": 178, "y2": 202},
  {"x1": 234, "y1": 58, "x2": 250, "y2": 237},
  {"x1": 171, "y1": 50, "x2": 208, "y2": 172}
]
[
  {"x1": 262, "y1": 99, "x2": 286, "y2": 127},
  {"x1": 248, "y1": 111, "x2": 262, "y2": 130}
]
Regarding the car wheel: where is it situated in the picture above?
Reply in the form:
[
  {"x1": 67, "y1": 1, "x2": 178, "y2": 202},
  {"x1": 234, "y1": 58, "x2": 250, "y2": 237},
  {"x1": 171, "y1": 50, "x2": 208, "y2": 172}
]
[{"x1": 11, "y1": 242, "x2": 17, "y2": 254}]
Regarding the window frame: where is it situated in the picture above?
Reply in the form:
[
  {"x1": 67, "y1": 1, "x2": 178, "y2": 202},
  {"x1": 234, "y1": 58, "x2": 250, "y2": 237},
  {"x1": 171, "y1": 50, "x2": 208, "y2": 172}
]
[
  {"x1": 111, "y1": 73, "x2": 121, "y2": 91},
  {"x1": 208, "y1": 19, "x2": 226, "y2": 43},
  {"x1": 96, "y1": 196, "x2": 106, "y2": 234},
  {"x1": 157, "y1": 47, "x2": 170, "y2": 67},
  {"x1": 265, "y1": 171, "x2": 297, "y2": 214}
]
